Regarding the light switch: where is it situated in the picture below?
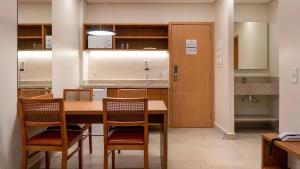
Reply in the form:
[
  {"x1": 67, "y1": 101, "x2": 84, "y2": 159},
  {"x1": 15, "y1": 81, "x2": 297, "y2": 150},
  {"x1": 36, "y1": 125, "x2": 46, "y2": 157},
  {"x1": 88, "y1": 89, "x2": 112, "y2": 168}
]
[{"x1": 289, "y1": 67, "x2": 298, "y2": 84}]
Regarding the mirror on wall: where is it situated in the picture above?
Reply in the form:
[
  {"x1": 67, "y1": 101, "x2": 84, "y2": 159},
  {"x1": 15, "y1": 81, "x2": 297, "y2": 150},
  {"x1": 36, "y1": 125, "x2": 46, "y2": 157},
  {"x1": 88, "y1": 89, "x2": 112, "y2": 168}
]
[
  {"x1": 17, "y1": 0, "x2": 52, "y2": 92},
  {"x1": 234, "y1": 22, "x2": 268, "y2": 70}
]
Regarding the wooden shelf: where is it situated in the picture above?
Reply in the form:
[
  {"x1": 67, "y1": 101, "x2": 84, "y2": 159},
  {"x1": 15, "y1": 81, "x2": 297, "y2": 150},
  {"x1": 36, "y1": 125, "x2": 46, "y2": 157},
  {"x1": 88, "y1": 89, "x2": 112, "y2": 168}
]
[
  {"x1": 114, "y1": 36, "x2": 168, "y2": 39},
  {"x1": 18, "y1": 36, "x2": 42, "y2": 39},
  {"x1": 18, "y1": 24, "x2": 52, "y2": 51},
  {"x1": 83, "y1": 23, "x2": 169, "y2": 51}
]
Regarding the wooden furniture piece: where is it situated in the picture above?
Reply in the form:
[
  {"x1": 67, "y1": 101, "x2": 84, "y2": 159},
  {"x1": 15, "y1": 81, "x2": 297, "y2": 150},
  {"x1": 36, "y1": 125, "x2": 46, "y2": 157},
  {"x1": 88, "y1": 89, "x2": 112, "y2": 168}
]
[
  {"x1": 63, "y1": 89, "x2": 93, "y2": 154},
  {"x1": 19, "y1": 88, "x2": 52, "y2": 98},
  {"x1": 170, "y1": 23, "x2": 214, "y2": 127},
  {"x1": 64, "y1": 100, "x2": 168, "y2": 169},
  {"x1": 83, "y1": 24, "x2": 169, "y2": 50},
  {"x1": 18, "y1": 98, "x2": 83, "y2": 169},
  {"x1": 261, "y1": 133, "x2": 300, "y2": 169},
  {"x1": 18, "y1": 24, "x2": 52, "y2": 50},
  {"x1": 103, "y1": 98, "x2": 149, "y2": 169},
  {"x1": 108, "y1": 88, "x2": 168, "y2": 109},
  {"x1": 117, "y1": 88, "x2": 148, "y2": 98}
]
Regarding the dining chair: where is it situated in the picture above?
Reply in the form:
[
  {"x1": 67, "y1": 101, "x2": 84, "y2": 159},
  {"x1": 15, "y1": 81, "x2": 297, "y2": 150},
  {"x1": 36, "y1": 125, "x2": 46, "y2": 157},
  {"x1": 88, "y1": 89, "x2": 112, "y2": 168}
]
[
  {"x1": 117, "y1": 88, "x2": 148, "y2": 98},
  {"x1": 103, "y1": 98, "x2": 149, "y2": 169},
  {"x1": 19, "y1": 88, "x2": 51, "y2": 98},
  {"x1": 18, "y1": 98, "x2": 83, "y2": 169},
  {"x1": 63, "y1": 89, "x2": 93, "y2": 154}
]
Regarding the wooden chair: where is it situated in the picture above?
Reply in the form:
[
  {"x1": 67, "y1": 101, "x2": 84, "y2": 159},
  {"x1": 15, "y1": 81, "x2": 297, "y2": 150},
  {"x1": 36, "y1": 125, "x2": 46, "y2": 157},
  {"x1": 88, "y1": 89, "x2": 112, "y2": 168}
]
[
  {"x1": 117, "y1": 89, "x2": 148, "y2": 98},
  {"x1": 103, "y1": 98, "x2": 149, "y2": 169},
  {"x1": 63, "y1": 89, "x2": 93, "y2": 154},
  {"x1": 19, "y1": 88, "x2": 51, "y2": 98},
  {"x1": 18, "y1": 98, "x2": 83, "y2": 169}
]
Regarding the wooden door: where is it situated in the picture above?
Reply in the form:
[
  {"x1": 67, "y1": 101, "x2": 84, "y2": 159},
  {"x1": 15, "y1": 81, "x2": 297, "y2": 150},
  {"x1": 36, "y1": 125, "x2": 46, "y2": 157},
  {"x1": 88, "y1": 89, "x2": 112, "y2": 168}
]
[{"x1": 170, "y1": 23, "x2": 213, "y2": 128}]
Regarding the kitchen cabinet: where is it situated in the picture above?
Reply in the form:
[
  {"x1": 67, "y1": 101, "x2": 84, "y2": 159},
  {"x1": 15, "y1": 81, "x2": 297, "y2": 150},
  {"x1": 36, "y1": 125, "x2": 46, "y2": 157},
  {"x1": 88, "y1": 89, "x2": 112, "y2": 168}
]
[
  {"x1": 18, "y1": 24, "x2": 52, "y2": 50},
  {"x1": 83, "y1": 24, "x2": 169, "y2": 51}
]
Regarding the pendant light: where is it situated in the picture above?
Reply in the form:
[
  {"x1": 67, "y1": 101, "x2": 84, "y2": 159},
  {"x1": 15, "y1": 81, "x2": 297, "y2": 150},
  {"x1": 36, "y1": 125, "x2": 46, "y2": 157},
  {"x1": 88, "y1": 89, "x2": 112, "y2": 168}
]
[{"x1": 87, "y1": 0, "x2": 116, "y2": 36}]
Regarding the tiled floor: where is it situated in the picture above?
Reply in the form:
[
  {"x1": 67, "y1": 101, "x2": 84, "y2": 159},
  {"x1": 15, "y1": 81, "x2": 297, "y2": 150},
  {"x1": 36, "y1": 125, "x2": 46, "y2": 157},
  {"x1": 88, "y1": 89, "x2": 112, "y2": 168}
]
[{"x1": 44, "y1": 128, "x2": 261, "y2": 169}]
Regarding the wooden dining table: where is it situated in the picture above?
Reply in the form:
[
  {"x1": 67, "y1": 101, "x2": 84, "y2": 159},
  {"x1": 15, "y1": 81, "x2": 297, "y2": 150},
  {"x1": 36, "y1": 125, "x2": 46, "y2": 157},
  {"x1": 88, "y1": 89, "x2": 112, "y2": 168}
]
[{"x1": 64, "y1": 100, "x2": 168, "y2": 169}]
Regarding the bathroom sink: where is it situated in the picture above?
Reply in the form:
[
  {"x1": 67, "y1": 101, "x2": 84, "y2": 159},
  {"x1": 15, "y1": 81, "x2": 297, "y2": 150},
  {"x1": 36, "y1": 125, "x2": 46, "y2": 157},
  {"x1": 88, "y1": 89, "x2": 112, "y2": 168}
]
[{"x1": 234, "y1": 77, "x2": 279, "y2": 95}]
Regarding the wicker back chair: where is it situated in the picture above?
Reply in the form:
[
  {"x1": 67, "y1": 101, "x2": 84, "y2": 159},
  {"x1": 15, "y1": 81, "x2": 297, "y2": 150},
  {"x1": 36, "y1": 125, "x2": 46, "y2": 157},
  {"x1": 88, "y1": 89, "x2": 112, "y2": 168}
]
[
  {"x1": 18, "y1": 98, "x2": 83, "y2": 169},
  {"x1": 117, "y1": 89, "x2": 147, "y2": 98},
  {"x1": 62, "y1": 88, "x2": 93, "y2": 154},
  {"x1": 19, "y1": 88, "x2": 52, "y2": 98},
  {"x1": 102, "y1": 97, "x2": 149, "y2": 169},
  {"x1": 64, "y1": 89, "x2": 93, "y2": 101}
]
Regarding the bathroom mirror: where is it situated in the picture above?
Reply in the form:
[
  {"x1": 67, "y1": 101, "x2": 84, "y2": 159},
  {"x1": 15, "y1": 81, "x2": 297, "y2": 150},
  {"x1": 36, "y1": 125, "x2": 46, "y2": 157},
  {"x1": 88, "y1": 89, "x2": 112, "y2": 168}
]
[{"x1": 234, "y1": 22, "x2": 268, "y2": 70}]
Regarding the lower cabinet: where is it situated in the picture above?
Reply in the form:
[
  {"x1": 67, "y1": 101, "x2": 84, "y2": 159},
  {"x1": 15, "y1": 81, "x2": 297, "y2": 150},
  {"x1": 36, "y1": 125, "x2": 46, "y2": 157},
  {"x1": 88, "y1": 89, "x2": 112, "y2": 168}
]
[{"x1": 107, "y1": 88, "x2": 169, "y2": 108}]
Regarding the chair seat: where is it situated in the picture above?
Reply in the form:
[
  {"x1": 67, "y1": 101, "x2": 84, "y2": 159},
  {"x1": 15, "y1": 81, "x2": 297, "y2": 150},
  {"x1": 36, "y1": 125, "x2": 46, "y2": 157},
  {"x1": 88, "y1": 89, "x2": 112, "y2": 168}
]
[
  {"x1": 47, "y1": 124, "x2": 91, "y2": 131},
  {"x1": 27, "y1": 130, "x2": 81, "y2": 146},
  {"x1": 108, "y1": 129, "x2": 144, "y2": 145}
]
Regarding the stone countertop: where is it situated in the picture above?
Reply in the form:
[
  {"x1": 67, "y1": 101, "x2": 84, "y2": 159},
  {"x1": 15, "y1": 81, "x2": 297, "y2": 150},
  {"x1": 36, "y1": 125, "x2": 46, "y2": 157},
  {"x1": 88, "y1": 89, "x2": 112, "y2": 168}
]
[
  {"x1": 18, "y1": 81, "x2": 52, "y2": 89},
  {"x1": 234, "y1": 77, "x2": 279, "y2": 95},
  {"x1": 81, "y1": 80, "x2": 170, "y2": 89}
]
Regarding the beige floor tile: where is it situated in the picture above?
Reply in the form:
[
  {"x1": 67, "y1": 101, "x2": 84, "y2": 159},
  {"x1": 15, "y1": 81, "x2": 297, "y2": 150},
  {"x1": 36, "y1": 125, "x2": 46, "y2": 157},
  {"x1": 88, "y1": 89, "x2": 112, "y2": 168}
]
[{"x1": 40, "y1": 128, "x2": 261, "y2": 169}]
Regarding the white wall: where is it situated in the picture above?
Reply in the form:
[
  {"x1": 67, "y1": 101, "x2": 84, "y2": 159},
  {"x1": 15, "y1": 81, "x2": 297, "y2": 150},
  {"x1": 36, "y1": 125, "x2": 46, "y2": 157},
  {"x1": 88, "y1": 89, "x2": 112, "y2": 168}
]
[
  {"x1": 0, "y1": 0, "x2": 20, "y2": 169},
  {"x1": 214, "y1": 0, "x2": 235, "y2": 136},
  {"x1": 85, "y1": 3, "x2": 215, "y2": 23},
  {"x1": 279, "y1": 0, "x2": 300, "y2": 168},
  {"x1": 18, "y1": 2, "x2": 51, "y2": 23},
  {"x1": 234, "y1": 2, "x2": 279, "y2": 77},
  {"x1": 268, "y1": 0, "x2": 279, "y2": 77},
  {"x1": 86, "y1": 51, "x2": 169, "y2": 80},
  {"x1": 18, "y1": 51, "x2": 52, "y2": 81},
  {"x1": 52, "y1": 0, "x2": 81, "y2": 97}
]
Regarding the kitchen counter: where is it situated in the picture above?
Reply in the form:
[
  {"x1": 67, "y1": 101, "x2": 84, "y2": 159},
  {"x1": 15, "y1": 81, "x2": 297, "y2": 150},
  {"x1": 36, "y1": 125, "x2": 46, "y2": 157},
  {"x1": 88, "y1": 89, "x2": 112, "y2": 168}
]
[
  {"x1": 18, "y1": 81, "x2": 52, "y2": 89},
  {"x1": 81, "y1": 80, "x2": 169, "y2": 89}
]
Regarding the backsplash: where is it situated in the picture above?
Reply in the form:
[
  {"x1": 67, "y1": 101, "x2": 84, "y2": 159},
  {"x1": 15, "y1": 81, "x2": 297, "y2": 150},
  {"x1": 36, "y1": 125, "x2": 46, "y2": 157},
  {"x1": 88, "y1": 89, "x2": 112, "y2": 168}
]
[
  {"x1": 84, "y1": 51, "x2": 169, "y2": 80},
  {"x1": 18, "y1": 51, "x2": 52, "y2": 81}
]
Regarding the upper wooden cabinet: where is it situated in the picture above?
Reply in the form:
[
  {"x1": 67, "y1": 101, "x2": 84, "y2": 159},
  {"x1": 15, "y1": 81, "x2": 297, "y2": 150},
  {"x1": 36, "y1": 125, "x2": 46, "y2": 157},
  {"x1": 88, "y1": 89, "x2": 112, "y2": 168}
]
[
  {"x1": 18, "y1": 24, "x2": 52, "y2": 51},
  {"x1": 83, "y1": 24, "x2": 169, "y2": 51}
]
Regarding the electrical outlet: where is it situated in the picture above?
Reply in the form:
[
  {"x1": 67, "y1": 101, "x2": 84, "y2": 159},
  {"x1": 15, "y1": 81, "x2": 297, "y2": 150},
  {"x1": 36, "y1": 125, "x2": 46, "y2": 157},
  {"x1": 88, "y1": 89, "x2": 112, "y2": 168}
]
[
  {"x1": 19, "y1": 60, "x2": 25, "y2": 71},
  {"x1": 289, "y1": 67, "x2": 298, "y2": 84},
  {"x1": 144, "y1": 60, "x2": 150, "y2": 71}
]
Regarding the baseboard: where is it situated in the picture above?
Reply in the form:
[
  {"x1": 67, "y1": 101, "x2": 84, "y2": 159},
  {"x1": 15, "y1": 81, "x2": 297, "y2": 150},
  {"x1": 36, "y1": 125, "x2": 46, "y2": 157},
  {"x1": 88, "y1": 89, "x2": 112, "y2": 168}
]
[{"x1": 214, "y1": 122, "x2": 236, "y2": 140}]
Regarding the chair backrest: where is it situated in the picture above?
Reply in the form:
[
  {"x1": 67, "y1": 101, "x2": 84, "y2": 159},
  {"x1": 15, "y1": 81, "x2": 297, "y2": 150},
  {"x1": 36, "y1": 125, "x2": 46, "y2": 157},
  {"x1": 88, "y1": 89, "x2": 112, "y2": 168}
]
[
  {"x1": 63, "y1": 89, "x2": 93, "y2": 101},
  {"x1": 18, "y1": 98, "x2": 68, "y2": 146},
  {"x1": 117, "y1": 89, "x2": 147, "y2": 98},
  {"x1": 19, "y1": 88, "x2": 52, "y2": 98},
  {"x1": 30, "y1": 93, "x2": 53, "y2": 99},
  {"x1": 102, "y1": 98, "x2": 148, "y2": 143}
]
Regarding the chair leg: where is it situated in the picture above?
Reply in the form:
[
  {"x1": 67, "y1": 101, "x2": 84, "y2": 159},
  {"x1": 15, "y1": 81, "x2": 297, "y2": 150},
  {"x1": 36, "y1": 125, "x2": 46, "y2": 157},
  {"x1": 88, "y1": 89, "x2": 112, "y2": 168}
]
[
  {"x1": 104, "y1": 147, "x2": 108, "y2": 169},
  {"x1": 45, "y1": 151, "x2": 50, "y2": 169},
  {"x1": 78, "y1": 140, "x2": 83, "y2": 169},
  {"x1": 112, "y1": 150, "x2": 115, "y2": 169},
  {"x1": 88, "y1": 126, "x2": 93, "y2": 154},
  {"x1": 144, "y1": 149, "x2": 148, "y2": 169},
  {"x1": 61, "y1": 150, "x2": 68, "y2": 169},
  {"x1": 21, "y1": 150, "x2": 28, "y2": 169}
]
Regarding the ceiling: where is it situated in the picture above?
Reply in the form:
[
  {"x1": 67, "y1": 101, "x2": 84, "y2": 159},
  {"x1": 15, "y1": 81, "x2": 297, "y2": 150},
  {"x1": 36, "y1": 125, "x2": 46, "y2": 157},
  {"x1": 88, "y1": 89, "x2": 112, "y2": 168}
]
[{"x1": 18, "y1": 0, "x2": 273, "y2": 3}]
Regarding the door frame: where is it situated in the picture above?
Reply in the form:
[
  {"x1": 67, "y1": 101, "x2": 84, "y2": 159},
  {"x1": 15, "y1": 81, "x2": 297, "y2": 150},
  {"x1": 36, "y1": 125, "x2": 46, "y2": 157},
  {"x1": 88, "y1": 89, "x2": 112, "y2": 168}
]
[{"x1": 168, "y1": 22, "x2": 215, "y2": 128}]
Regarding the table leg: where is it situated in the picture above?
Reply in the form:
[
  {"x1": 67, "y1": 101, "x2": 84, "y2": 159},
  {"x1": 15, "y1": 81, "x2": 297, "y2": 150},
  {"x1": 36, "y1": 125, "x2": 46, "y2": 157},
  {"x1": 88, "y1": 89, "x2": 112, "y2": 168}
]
[{"x1": 160, "y1": 113, "x2": 168, "y2": 169}]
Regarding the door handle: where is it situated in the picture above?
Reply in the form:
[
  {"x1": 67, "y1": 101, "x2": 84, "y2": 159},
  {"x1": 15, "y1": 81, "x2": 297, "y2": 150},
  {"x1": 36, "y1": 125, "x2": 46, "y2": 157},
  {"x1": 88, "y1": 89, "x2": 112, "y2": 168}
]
[{"x1": 173, "y1": 65, "x2": 178, "y2": 81}]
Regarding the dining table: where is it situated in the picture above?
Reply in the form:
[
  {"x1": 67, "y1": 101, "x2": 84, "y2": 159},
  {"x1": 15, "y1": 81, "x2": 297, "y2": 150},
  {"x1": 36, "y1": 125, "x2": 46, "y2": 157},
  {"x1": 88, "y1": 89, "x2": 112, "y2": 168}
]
[{"x1": 64, "y1": 100, "x2": 168, "y2": 169}]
